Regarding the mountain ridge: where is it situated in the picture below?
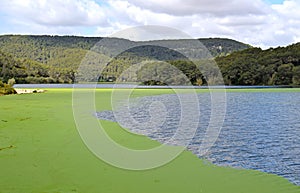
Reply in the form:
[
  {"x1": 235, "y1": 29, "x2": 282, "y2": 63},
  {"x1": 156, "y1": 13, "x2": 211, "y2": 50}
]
[{"x1": 0, "y1": 35, "x2": 299, "y2": 85}]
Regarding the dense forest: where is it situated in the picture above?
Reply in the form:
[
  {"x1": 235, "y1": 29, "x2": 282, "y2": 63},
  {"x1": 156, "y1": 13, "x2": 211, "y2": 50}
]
[
  {"x1": 0, "y1": 35, "x2": 299, "y2": 85},
  {"x1": 216, "y1": 43, "x2": 300, "y2": 85}
]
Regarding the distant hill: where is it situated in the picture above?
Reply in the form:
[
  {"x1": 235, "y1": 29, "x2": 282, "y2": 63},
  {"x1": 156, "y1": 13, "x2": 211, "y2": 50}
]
[
  {"x1": 0, "y1": 35, "x2": 250, "y2": 84},
  {"x1": 2, "y1": 35, "x2": 299, "y2": 86},
  {"x1": 0, "y1": 35, "x2": 249, "y2": 62}
]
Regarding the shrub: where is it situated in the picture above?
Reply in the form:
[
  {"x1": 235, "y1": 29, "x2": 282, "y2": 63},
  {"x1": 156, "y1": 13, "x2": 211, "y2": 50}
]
[{"x1": 0, "y1": 81, "x2": 17, "y2": 96}]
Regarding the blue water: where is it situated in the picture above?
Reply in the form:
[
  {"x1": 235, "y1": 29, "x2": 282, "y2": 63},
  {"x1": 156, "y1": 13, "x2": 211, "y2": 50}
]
[{"x1": 96, "y1": 91, "x2": 300, "y2": 186}]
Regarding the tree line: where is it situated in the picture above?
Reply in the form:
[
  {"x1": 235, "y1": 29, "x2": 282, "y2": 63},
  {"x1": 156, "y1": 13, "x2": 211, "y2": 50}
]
[
  {"x1": 0, "y1": 35, "x2": 299, "y2": 85},
  {"x1": 216, "y1": 43, "x2": 300, "y2": 85}
]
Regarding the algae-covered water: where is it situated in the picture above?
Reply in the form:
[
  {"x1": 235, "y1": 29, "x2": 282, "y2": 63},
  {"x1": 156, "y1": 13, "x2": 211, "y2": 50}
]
[{"x1": 1, "y1": 88, "x2": 299, "y2": 192}]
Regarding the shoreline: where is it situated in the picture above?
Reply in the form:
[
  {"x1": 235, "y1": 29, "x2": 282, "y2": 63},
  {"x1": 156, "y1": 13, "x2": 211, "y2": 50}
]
[
  {"x1": 1, "y1": 88, "x2": 299, "y2": 192},
  {"x1": 14, "y1": 88, "x2": 45, "y2": 94},
  {"x1": 14, "y1": 83, "x2": 300, "y2": 89}
]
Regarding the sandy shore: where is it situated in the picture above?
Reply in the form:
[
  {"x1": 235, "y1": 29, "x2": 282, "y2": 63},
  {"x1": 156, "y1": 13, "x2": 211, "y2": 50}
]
[{"x1": 14, "y1": 89, "x2": 45, "y2": 94}]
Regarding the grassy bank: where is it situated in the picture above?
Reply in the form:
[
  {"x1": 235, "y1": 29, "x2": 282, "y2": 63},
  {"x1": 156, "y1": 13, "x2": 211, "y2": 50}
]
[{"x1": 0, "y1": 88, "x2": 299, "y2": 193}]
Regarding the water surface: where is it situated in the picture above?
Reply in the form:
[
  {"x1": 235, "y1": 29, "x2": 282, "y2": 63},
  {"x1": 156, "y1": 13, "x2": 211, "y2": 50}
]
[
  {"x1": 96, "y1": 91, "x2": 300, "y2": 185},
  {"x1": 14, "y1": 83, "x2": 283, "y2": 89}
]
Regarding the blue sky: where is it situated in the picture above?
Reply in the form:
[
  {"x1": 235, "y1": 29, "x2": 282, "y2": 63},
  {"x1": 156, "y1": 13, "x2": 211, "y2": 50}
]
[
  {"x1": 0, "y1": 0, "x2": 299, "y2": 48},
  {"x1": 267, "y1": 0, "x2": 284, "y2": 4}
]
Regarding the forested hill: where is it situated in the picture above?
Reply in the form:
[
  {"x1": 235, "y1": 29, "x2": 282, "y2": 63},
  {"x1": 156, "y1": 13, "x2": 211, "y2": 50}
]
[
  {"x1": 0, "y1": 35, "x2": 249, "y2": 63},
  {"x1": 216, "y1": 43, "x2": 300, "y2": 85},
  {"x1": 1, "y1": 35, "x2": 299, "y2": 85},
  {"x1": 0, "y1": 35, "x2": 250, "y2": 84},
  {"x1": 1, "y1": 35, "x2": 300, "y2": 86}
]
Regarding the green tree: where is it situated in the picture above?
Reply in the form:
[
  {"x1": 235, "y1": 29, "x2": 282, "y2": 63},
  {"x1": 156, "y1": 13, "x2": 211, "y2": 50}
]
[
  {"x1": 292, "y1": 66, "x2": 300, "y2": 85},
  {"x1": 274, "y1": 63, "x2": 294, "y2": 85}
]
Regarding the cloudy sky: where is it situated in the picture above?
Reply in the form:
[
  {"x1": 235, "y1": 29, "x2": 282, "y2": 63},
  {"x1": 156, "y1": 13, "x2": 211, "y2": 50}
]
[{"x1": 0, "y1": 0, "x2": 299, "y2": 48}]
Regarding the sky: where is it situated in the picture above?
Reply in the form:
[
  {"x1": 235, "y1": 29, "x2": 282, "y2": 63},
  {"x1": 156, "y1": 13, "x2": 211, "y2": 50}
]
[{"x1": 0, "y1": 0, "x2": 299, "y2": 48}]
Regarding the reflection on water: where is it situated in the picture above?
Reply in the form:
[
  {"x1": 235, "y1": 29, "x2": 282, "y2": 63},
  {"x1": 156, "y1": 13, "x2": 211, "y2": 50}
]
[{"x1": 96, "y1": 91, "x2": 300, "y2": 186}]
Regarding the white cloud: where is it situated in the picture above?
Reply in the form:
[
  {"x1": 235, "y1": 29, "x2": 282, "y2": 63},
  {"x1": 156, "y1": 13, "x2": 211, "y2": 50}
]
[
  {"x1": 0, "y1": 0, "x2": 108, "y2": 26},
  {"x1": 272, "y1": 0, "x2": 300, "y2": 19},
  {"x1": 105, "y1": 0, "x2": 299, "y2": 48},
  {"x1": 121, "y1": 0, "x2": 269, "y2": 16},
  {"x1": 271, "y1": 0, "x2": 300, "y2": 44},
  {"x1": 0, "y1": 0, "x2": 299, "y2": 48}
]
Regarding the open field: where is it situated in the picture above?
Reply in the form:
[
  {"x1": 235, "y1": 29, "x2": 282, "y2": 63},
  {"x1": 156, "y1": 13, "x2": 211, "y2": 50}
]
[{"x1": 0, "y1": 88, "x2": 299, "y2": 193}]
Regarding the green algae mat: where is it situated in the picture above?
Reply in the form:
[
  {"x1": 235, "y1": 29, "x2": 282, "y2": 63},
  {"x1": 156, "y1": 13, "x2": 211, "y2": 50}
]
[{"x1": 0, "y1": 88, "x2": 299, "y2": 193}]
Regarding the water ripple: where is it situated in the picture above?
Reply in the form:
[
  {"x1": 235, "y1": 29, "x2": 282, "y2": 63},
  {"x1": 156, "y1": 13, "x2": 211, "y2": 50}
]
[{"x1": 96, "y1": 92, "x2": 300, "y2": 186}]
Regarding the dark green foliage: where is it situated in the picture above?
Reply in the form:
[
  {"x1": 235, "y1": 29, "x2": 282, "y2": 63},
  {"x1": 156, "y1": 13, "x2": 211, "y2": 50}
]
[
  {"x1": 102, "y1": 45, "x2": 204, "y2": 85},
  {"x1": 0, "y1": 49, "x2": 75, "y2": 84},
  {"x1": 216, "y1": 43, "x2": 300, "y2": 85},
  {"x1": 0, "y1": 80, "x2": 16, "y2": 96},
  {"x1": 0, "y1": 35, "x2": 94, "y2": 83},
  {"x1": 1, "y1": 34, "x2": 299, "y2": 85},
  {"x1": 199, "y1": 38, "x2": 251, "y2": 56},
  {"x1": 292, "y1": 66, "x2": 300, "y2": 85},
  {"x1": 274, "y1": 63, "x2": 294, "y2": 85},
  {"x1": 0, "y1": 35, "x2": 249, "y2": 84}
]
